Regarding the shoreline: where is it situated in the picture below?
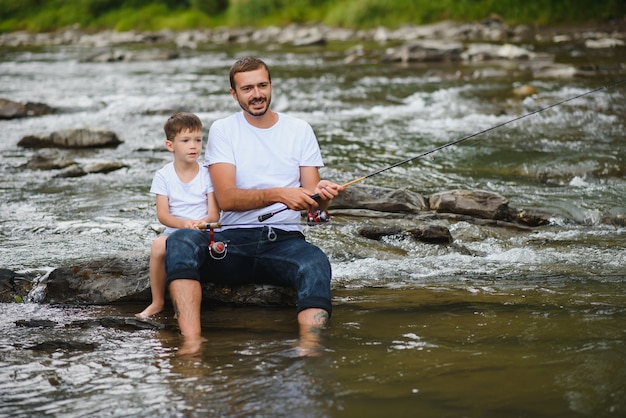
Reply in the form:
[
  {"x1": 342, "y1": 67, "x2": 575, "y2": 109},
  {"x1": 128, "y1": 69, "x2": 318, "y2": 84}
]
[{"x1": 1, "y1": 18, "x2": 625, "y2": 49}]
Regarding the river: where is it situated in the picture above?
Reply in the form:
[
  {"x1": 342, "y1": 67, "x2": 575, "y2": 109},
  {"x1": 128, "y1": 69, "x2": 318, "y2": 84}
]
[{"x1": 1, "y1": 36, "x2": 625, "y2": 417}]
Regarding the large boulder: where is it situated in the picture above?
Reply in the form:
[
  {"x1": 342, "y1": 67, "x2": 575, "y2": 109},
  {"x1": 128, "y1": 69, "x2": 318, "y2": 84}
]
[
  {"x1": 382, "y1": 40, "x2": 465, "y2": 63},
  {"x1": 39, "y1": 250, "x2": 296, "y2": 307},
  {"x1": 18, "y1": 128, "x2": 123, "y2": 149},
  {"x1": 358, "y1": 224, "x2": 453, "y2": 243},
  {"x1": 0, "y1": 98, "x2": 56, "y2": 119},
  {"x1": 18, "y1": 149, "x2": 77, "y2": 170},
  {"x1": 428, "y1": 189, "x2": 519, "y2": 221},
  {"x1": 0, "y1": 269, "x2": 38, "y2": 303},
  {"x1": 18, "y1": 150, "x2": 128, "y2": 175},
  {"x1": 42, "y1": 251, "x2": 151, "y2": 304},
  {"x1": 330, "y1": 185, "x2": 427, "y2": 213}
]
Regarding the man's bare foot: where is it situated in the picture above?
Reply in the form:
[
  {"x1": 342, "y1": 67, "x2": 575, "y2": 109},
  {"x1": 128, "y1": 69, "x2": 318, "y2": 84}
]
[
  {"x1": 294, "y1": 335, "x2": 323, "y2": 357},
  {"x1": 135, "y1": 303, "x2": 164, "y2": 319},
  {"x1": 177, "y1": 335, "x2": 204, "y2": 356}
]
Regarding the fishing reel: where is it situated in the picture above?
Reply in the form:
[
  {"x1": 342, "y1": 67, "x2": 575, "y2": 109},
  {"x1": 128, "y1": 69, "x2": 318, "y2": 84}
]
[
  {"x1": 207, "y1": 228, "x2": 227, "y2": 260},
  {"x1": 307, "y1": 207, "x2": 331, "y2": 225}
]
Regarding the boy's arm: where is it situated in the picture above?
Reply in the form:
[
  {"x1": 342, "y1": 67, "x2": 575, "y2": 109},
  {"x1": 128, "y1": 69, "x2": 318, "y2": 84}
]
[
  {"x1": 199, "y1": 192, "x2": 220, "y2": 223},
  {"x1": 155, "y1": 194, "x2": 197, "y2": 229}
]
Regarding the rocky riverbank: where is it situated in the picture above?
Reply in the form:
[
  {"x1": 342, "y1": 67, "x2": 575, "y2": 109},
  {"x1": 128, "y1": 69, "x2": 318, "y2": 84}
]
[
  {"x1": 2, "y1": 17, "x2": 624, "y2": 49},
  {"x1": 1, "y1": 18, "x2": 624, "y2": 77}
]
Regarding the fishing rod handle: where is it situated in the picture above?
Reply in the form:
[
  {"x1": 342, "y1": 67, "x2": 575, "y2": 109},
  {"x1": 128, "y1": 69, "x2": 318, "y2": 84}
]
[
  {"x1": 258, "y1": 209, "x2": 284, "y2": 222},
  {"x1": 200, "y1": 222, "x2": 222, "y2": 230},
  {"x1": 258, "y1": 192, "x2": 321, "y2": 222}
]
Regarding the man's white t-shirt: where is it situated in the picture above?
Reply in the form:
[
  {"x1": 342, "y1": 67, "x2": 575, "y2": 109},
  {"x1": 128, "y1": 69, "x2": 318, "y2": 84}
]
[
  {"x1": 150, "y1": 161, "x2": 213, "y2": 235},
  {"x1": 206, "y1": 112, "x2": 323, "y2": 231}
]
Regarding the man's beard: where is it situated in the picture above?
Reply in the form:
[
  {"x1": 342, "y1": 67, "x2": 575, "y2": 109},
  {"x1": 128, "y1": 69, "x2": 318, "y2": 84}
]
[{"x1": 240, "y1": 96, "x2": 271, "y2": 117}]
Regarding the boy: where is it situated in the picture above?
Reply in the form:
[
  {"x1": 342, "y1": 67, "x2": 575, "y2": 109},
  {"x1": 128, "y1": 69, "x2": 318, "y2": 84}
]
[{"x1": 136, "y1": 112, "x2": 220, "y2": 318}]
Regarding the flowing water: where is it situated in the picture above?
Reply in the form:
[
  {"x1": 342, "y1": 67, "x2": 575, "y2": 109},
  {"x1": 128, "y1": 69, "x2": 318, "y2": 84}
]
[{"x1": 0, "y1": 39, "x2": 625, "y2": 417}]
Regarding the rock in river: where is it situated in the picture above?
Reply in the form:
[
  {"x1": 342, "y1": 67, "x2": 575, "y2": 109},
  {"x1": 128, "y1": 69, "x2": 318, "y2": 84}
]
[{"x1": 18, "y1": 128, "x2": 123, "y2": 149}]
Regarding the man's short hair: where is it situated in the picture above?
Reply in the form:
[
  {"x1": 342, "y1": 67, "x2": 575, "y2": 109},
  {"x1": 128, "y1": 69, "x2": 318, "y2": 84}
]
[{"x1": 229, "y1": 56, "x2": 271, "y2": 90}]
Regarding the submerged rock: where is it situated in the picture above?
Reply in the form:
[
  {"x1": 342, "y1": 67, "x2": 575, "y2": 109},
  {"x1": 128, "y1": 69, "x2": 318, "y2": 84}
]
[
  {"x1": 69, "y1": 316, "x2": 166, "y2": 330},
  {"x1": 15, "y1": 319, "x2": 57, "y2": 328},
  {"x1": 26, "y1": 340, "x2": 99, "y2": 351}
]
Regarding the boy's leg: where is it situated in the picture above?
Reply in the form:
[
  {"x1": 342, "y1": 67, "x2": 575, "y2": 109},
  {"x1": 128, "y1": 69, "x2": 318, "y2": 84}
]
[{"x1": 136, "y1": 235, "x2": 168, "y2": 318}]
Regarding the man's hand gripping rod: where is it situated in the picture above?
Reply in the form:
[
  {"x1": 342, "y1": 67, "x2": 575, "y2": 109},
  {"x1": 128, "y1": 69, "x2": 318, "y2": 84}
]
[{"x1": 257, "y1": 177, "x2": 365, "y2": 222}]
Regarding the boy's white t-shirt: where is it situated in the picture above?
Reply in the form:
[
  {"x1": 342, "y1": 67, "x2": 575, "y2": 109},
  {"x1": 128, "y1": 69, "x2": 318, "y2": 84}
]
[
  {"x1": 206, "y1": 112, "x2": 323, "y2": 231},
  {"x1": 150, "y1": 161, "x2": 213, "y2": 235}
]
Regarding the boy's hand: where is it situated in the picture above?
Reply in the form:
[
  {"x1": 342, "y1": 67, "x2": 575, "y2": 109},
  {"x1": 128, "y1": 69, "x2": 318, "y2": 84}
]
[{"x1": 182, "y1": 219, "x2": 201, "y2": 229}]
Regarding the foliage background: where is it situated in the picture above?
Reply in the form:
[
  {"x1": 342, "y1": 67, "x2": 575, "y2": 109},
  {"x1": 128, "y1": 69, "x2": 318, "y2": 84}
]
[{"x1": 0, "y1": 0, "x2": 624, "y2": 32}]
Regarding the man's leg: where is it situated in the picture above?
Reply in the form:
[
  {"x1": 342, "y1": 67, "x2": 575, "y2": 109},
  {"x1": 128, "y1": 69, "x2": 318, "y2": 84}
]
[
  {"x1": 169, "y1": 278, "x2": 202, "y2": 339},
  {"x1": 255, "y1": 232, "x2": 332, "y2": 316},
  {"x1": 255, "y1": 231, "x2": 332, "y2": 354},
  {"x1": 297, "y1": 308, "x2": 329, "y2": 327},
  {"x1": 296, "y1": 308, "x2": 329, "y2": 356}
]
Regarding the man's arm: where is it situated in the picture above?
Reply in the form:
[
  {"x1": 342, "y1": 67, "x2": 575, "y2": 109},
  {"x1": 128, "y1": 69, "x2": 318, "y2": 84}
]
[{"x1": 209, "y1": 162, "x2": 318, "y2": 212}]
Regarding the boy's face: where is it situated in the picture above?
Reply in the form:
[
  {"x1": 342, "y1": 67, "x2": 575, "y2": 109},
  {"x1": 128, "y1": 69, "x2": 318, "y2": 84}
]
[{"x1": 166, "y1": 128, "x2": 203, "y2": 163}]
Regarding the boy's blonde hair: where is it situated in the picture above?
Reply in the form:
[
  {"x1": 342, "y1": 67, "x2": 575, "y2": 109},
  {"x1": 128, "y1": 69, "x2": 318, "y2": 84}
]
[{"x1": 163, "y1": 112, "x2": 203, "y2": 142}]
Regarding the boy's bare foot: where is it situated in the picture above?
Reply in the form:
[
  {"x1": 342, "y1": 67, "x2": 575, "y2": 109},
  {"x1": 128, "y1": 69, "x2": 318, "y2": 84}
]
[{"x1": 135, "y1": 303, "x2": 164, "y2": 318}]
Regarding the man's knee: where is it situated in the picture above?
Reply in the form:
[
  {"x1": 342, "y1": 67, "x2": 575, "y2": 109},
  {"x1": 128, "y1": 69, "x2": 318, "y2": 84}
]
[
  {"x1": 299, "y1": 246, "x2": 331, "y2": 278},
  {"x1": 294, "y1": 246, "x2": 332, "y2": 314}
]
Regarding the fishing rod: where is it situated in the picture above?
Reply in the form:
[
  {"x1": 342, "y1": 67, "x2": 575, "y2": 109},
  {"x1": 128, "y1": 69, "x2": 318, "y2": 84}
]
[
  {"x1": 198, "y1": 220, "x2": 328, "y2": 230},
  {"x1": 259, "y1": 78, "x2": 626, "y2": 222}
]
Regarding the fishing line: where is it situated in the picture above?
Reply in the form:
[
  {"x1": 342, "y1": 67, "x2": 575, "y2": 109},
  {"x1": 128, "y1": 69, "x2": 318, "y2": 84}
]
[{"x1": 259, "y1": 78, "x2": 626, "y2": 222}]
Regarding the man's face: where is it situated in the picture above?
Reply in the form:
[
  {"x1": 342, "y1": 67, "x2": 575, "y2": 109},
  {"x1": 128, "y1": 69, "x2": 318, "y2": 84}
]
[{"x1": 230, "y1": 67, "x2": 272, "y2": 117}]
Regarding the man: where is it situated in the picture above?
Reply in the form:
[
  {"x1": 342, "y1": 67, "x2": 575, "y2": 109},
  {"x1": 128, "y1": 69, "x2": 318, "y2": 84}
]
[{"x1": 165, "y1": 57, "x2": 343, "y2": 353}]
